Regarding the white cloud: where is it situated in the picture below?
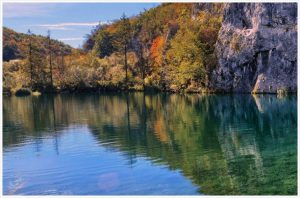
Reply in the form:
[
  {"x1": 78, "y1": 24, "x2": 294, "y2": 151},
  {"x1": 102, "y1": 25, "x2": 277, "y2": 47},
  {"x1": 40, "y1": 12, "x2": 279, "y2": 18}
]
[
  {"x1": 45, "y1": 26, "x2": 74, "y2": 31},
  {"x1": 35, "y1": 21, "x2": 110, "y2": 30},
  {"x1": 58, "y1": 37, "x2": 85, "y2": 41}
]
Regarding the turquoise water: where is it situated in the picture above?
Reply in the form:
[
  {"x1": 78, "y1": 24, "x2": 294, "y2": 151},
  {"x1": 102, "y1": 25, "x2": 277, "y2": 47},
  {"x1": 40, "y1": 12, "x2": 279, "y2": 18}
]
[{"x1": 3, "y1": 93, "x2": 297, "y2": 195}]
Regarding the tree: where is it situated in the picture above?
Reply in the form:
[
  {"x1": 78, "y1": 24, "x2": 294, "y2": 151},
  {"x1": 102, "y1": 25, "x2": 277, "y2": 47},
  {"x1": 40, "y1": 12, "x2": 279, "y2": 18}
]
[
  {"x1": 113, "y1": 13, "x2": 132, "y2": 88},
  {"x1": 137, "y1": 48, "x2": 147, "y2": 89},
  {"x1": 150, "y1": 35, "x2": 165, "y2": 67},
  {"x1": 83, "y1": 34, "x2": 95, "y2": 52},
  {"x1": 24, "y1": 29, "x2": 48, "y2": 90},
  {"x1": 3, "y1": 44, "x2": 18, "y2": 61},
  {"x1": 47, "y1": 30, "x2": 53, "y2": 87},
  {"x1": 94, "y1": 30, "x2": 114, "y2": 58},
  {"x1": 165, "y1": 20, "x2": 206, "y2": 87},
  {"x1": 56, "y1": 47, "x2": 65, "y2": 87},
  {"x1": 27, "y1": 29, "x2": 34, "y2": 88}
]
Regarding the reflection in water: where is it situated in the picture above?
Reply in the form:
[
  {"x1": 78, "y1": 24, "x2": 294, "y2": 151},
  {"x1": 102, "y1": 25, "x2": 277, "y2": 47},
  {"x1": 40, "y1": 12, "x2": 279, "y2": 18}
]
[{"x1": 3, "y1": 93, "x2": 297, "y2": 195}]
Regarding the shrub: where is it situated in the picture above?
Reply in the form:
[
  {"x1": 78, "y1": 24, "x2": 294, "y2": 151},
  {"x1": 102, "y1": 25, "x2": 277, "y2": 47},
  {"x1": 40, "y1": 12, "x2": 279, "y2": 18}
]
[{"x1": 15, "y1": 88, "x2": 31, "y2": 96}]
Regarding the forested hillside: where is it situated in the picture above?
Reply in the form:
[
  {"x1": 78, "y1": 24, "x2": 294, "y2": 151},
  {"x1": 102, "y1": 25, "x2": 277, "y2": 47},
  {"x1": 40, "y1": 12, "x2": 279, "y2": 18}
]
[
  {"x1": 3, "y1": 3, "x2": 224, "y2": 94},
  {"x1": 83, "y1": 3, "x2": 224, "y2": 92},
  {"x1": 3, "y1": 27, "x2": 73, "y2": 61},
  {"x1": 3, "y1": 3, "x2": 297, "y2": 95}
]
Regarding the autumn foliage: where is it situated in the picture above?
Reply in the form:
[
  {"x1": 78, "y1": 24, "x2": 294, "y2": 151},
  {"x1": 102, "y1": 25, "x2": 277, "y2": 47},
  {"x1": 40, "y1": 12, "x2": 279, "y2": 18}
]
[
  {"x1": 150, "y1": 36, "x2": 165, "y2": 67},
  {"x1": 3, "y1": 3, "x2": 224, "y2": 94}
]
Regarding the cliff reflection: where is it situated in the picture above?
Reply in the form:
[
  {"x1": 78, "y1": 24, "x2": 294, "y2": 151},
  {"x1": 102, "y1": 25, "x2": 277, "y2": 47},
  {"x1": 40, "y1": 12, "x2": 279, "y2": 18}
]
[{"x1": 3, "y1": 93, "x2": 297, "y2": 195}]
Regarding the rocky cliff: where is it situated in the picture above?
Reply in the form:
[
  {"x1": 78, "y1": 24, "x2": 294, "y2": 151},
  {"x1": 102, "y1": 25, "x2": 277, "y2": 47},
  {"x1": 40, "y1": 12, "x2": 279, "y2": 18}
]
[{"x1": 213, "y1": 3, "x2": 297, "y2": 93}]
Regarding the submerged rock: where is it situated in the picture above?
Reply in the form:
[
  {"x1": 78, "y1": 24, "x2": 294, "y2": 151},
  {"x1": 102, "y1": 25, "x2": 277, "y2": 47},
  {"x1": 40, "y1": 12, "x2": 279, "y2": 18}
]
[
  {"x1": 32, "y1": 91, "x2": 42, "y2": 96},
  {"x1": 213, "y1": 3, "x2": 297, "y2": 93}
]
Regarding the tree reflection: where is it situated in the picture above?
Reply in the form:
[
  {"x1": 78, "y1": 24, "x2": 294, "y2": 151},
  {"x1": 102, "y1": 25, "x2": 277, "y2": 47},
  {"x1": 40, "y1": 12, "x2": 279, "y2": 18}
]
[{"x1": 3, "y1": 93, "x2": 297, "y2": 195}]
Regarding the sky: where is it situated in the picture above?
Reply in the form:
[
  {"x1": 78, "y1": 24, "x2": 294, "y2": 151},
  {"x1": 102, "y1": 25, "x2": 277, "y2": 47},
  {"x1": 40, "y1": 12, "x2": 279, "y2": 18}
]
[{"x1": 3, "y1": 3, "x2": 159, "y2": 48}]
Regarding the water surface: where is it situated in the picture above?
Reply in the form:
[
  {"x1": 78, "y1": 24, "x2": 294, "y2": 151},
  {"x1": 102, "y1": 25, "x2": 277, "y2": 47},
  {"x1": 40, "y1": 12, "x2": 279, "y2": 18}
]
[{"x1": 3, "y1": 93, "x2": 297, "y2": 195}]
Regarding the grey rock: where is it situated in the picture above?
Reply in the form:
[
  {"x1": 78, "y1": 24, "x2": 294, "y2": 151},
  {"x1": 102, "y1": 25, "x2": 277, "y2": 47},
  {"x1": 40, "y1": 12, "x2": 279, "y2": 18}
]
[{"x1": 213, "y1": 3, "x2": 297, "y2": 93}]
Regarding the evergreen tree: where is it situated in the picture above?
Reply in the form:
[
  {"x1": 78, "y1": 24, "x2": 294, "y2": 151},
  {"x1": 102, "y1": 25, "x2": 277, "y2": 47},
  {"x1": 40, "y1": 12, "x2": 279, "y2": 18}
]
[
  {"x1": 94, "y1": 30, "x2": 114, "y2": 58},
  {"x1": 47, "y1": 30, "x2": 53, "y2": 87},
  {"x1": 113, "y1": 13, "x2": 132, "y2": 88}
]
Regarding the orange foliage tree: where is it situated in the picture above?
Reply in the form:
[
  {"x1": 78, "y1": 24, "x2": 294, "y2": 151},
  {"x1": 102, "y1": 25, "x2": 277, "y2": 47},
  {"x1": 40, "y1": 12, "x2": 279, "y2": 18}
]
[{"x1": 150, "y1": 35, "x2": 165, "y2": 67}]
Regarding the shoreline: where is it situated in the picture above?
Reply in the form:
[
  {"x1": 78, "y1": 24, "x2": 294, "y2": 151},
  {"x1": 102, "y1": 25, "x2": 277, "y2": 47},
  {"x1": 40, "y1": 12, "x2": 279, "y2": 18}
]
[{"x1": 3, "y1": 86, "x2": 297, "y2": 97}]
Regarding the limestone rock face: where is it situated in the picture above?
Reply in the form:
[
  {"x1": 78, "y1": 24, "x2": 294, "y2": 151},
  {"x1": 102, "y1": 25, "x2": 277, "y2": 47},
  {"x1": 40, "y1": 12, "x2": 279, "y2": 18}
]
[{"x1": 213, "y1": 3, "x2": 297, "y2": 93}]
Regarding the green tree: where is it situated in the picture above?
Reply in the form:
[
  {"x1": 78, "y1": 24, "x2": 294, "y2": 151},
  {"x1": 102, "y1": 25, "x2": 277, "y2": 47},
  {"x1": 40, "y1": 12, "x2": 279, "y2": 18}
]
[
  {"x1": 166, "y1": 20, "x2": 205, "y2": 87},
  {"x1": 113, "y1": 13, "x2": 132, "y2": 88},
  {"x1": 3, "y1": 44, "x2": 18, "y2": 62},
  {"x1": 47, "y1": 30, "x2": 53, "y2": 87},
  {"x1": 94, "y1": 30, "x2": 114, "y2": 58}
]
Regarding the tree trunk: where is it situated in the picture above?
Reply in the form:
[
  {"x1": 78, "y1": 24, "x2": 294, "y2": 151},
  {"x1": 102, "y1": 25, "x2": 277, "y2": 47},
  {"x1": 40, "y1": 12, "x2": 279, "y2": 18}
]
[
  {"x1": 29, "y1": 41, "x2": 33, "y2": 88},
  {"x1": 140, "y1": 49, "x2": 145, "y2": 90},
  {"x1": 49, "y1": 38, "x2": 53, "y2": 87},
  {"x1": 124, "y1": 45, "x2": 128, "y2": 89}
]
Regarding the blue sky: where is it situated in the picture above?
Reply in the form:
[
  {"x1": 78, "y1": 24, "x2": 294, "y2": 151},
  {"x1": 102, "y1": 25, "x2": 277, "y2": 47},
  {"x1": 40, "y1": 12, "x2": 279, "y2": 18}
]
[{"x1": 3, "y1": 3, "x2": 159, "y2": 48}]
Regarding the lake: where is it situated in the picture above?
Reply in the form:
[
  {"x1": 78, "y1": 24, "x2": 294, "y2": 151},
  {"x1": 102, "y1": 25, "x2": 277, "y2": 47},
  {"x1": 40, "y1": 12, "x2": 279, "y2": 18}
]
[{"x1": 3, "y1": 93, "x2": 297, "y2": 195}]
